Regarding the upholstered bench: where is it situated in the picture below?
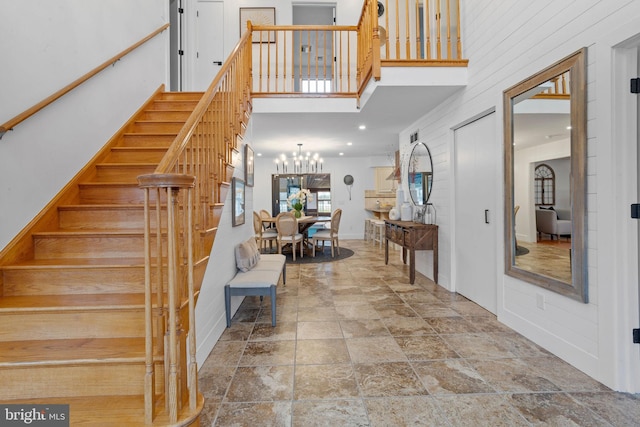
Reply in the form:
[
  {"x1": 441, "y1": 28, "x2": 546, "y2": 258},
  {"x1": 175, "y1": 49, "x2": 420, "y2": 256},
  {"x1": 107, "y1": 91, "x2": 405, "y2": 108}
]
[{"x1": 224, "y1": 238, "x2": 286, "y2": 327}]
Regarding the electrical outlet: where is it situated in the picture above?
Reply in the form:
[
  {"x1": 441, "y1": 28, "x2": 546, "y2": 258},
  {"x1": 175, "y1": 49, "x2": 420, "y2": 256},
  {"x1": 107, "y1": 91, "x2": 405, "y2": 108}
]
[{"x1": 536, "y1": 293, "x2": 545, "y2": 310}]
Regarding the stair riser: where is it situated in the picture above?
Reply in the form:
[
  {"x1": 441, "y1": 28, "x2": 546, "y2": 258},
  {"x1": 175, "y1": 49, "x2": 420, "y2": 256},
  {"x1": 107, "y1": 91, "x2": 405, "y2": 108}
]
[
  {"x1": 95, "y1": 165, "x2": 158, "y2": 181},
  {"x1": 108, "y1": 149, "x2": 167, "y2": 163},
  {"x1": 0, "y1": 363, "x2": 163, "y2": 400},
  {"x1": 131, "y1": 122, "x2": 185, "y2": 133},
  {"x1": 158, "y1": 92, "x2": 203, "y2": 101},
  {"x1": 58, "y1": 207, "x2": 164, "y2": 230},
  {"x1": 2, "y1": 267, "x2": 150, "y2": 296},
  {"x1": 0, "y1": 310, "x2": 145, "y2": 341},
  {"x1": 150, "y1": 100, "x2": 199, "y2": 110},
  {"x1": 120, "y1": 134, "x2": 176, "y2": 147},
  {"x1": 33, "y1": 235, "x2": 159, "y2": 259},
  {"x1": 78, "y1": 185, "x2": 165, "y2": 205},
  {"x1": 139, "y1": 110, "x2": 191, "y2": 121}
]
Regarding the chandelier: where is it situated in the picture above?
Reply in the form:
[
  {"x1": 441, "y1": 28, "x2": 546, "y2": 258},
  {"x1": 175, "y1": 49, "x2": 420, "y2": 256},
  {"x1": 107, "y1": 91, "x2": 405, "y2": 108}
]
[{"x1": 275, "y1": 143, "x2": 323, "y2": 174}]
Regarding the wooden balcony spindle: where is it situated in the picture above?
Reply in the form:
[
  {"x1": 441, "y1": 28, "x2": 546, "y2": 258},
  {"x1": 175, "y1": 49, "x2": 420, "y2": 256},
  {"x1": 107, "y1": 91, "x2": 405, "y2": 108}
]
[
  {"x1": 436, "y1": 1, "x2": 442, "y2": 59},
  {"x1": 405, "y1": 0, "x2": 410, "y2": 59},
  {"x1": 426, "y1": 0, "x2": 432, "y2": 59},
  {"x1": 456, "y1": 0, "x2": 462, "y2": 58},
  {"x1": 446, "y1": 0, "x2": 452, "y2": 59}
]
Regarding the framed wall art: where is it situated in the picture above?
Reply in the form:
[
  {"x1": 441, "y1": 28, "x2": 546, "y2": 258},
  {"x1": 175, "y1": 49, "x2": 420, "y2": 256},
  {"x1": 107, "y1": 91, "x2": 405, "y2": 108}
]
[
  {"x1": 245, "y1": 144, "x2": 254, "y2": 187},
  {"x1": 232, "y1": 177, "x2": 245, "y2": 226},
  {"x1": 240, "y1": 7, "x2": 276, "y2": 42}
]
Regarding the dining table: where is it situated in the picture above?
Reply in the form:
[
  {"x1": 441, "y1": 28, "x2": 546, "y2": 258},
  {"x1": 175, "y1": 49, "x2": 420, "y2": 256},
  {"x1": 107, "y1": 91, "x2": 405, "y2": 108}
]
[{"x1": 262, "y1": 215, "x2": 331, "y2": 253}]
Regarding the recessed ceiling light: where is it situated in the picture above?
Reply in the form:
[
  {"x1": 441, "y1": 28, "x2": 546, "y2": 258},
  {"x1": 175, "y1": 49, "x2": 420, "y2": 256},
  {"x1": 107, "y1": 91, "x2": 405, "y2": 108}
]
[
  {"x1": 359, "y1": 125, "x2": 366, "y2": 130},
  {"x1": 347, "y1": 142, "x2": 353, "y2": 146},
  {"x1": 257, "y1": 153, "x2": 262, "y2": 156},
  {"x1": 339, "y1": 152, "x2": 344, "y2": 156},
  {"x1": 566, "y1": 126, "x2": 572, "y2": 130}
]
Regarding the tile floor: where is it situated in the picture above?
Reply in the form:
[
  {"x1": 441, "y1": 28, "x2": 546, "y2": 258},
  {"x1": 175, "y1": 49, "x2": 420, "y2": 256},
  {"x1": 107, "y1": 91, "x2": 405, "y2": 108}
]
[{"x1": 198, "y1": 240, "x2": 640, "y2": 426}]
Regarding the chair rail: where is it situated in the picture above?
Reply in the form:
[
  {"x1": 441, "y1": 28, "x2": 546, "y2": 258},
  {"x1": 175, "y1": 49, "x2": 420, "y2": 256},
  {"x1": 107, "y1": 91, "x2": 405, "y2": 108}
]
[{"x1": 0, "y1": 23, "x2": 170, "y2": 140}]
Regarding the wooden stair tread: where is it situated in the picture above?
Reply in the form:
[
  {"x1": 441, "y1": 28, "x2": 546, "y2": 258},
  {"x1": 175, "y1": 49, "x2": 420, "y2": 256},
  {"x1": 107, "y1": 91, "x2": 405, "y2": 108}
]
[
  {"x1": 0, "y1": 394, "x2": 204, "y2": 426},
  {"x1": 5, "y1": 257, "x2": 146, "y2": 268},
  {"x1": 97, "y1": 162, "x2": 159, "y2": 167},
  {"x1": 59, "y1": 203, "x2": 146, "y2": 211},
  {"x1": 122, "y1": 132, "x2": 178, "y2": 136},
  {"x1": 0, "y1": 293, "x2": 145, "y2": 311},
  {"x1": 33, "y1": 229, "x2": 145, "y2": 237},
  {"x1": 0, "y1": 337, "x2": 145, "y2": 366}
]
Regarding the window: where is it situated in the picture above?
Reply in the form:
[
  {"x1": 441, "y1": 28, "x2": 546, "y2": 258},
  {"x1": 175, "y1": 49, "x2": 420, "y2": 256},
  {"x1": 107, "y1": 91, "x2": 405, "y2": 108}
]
[
  {"x1": 317, "y1": 191, "x2": 331, "y2": 214},
  {"x1": 534, "y1": 164, "x2": 555, "y2": 206}
]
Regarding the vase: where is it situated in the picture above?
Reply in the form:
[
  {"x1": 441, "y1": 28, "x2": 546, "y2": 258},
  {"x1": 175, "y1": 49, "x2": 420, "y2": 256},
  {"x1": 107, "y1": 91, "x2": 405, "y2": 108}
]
[
  {"x1": 388, "y1": 207, "x2": 400, "y2": 220},
  {"x1": 294, "y1": 209, "x2": 302, "y2": 218}
]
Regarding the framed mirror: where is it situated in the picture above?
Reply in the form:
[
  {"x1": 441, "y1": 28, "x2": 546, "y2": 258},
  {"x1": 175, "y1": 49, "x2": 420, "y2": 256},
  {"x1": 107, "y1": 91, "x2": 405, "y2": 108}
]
[
  {"x1": 504, "y1": 48, "x2": 587, "y2": 302},
  {"x1": 408, "y1": 142, "x2": 434, "y2": 205}
]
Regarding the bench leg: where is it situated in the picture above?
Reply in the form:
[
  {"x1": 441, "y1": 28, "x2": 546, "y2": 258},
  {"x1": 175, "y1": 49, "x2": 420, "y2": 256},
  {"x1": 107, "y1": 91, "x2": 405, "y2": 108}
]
[
  {"x1": 270, "y1": 284, "x2": 277, "y2": 327},
  {"x1": 224, "y1": 285, "x2": 232, "y2": 327},
  {"x1": 282, "y1": 264, "x2": 286, "y2": 285}
]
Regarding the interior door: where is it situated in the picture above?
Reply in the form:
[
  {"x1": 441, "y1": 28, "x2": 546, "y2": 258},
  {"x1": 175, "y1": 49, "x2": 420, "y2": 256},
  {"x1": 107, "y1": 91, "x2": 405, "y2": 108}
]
[
  {"x1": 194, "y1": 1, "x2": 224, "y2": 91},
  {"x1": 169, "y1": 0, "x2": 183, "y2": 91},
  {"x1": 454, "y1": 112, "x2": 498, "y2": 313}
]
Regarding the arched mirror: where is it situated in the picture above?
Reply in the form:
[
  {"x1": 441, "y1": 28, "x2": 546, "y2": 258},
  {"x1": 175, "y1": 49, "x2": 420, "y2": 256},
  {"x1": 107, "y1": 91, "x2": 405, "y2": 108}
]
[
  {"x1": 408, "y1": 142, "x2": 433, "y2": 205},
  {"x1": 504, "y1": 48, "x2": 587, "y2": 302}
]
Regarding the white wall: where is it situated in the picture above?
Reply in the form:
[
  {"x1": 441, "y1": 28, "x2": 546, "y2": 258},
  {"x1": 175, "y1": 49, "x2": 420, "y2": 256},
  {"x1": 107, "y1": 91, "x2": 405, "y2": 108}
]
[
  {"x1": 0, "y1": 0, "x2": 169, "y2": 250},
  {"x1": 195, "y1": 143, "x2": 254, "y2": 366},
  {"x1": 396, "y1": 0, "x2": 640, "y2": 391}
]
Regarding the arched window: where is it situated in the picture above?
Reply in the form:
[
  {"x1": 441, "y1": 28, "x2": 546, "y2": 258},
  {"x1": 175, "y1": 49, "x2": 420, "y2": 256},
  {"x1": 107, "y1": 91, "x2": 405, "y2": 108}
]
[{"x1": 534, "y1": 164, "x2": 555, "y2": 206}]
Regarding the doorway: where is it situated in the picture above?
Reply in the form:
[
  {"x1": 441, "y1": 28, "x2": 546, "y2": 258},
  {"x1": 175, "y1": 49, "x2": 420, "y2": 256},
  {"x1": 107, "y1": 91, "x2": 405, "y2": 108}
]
[
  {"x1": 193, "y1": 0, "x2": 224, "y2": 91},
  {"x1": 271, "y1": 174, "x2": 331, "y2": 217},
  {"x1": 453, "y1": 111, "x2": 498, "y2": 314},
  {"x1": 292, "y1": 4, "x2": 336, "y2": 92},
  {"x1": 169, "y1": 0, "x2": 183, "y2": 91}
]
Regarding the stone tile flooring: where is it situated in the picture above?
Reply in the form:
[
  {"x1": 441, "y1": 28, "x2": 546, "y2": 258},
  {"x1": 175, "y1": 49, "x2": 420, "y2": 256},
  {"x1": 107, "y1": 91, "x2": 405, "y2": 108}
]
[{"x1": 198, "y1": 240, "x2": 640, "y2": 426}]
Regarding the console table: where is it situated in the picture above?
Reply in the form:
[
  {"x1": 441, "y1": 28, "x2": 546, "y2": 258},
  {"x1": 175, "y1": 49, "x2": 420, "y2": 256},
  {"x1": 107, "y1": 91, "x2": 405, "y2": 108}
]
[{"x1": 384, "y1": 220, "x2": 438, "y2": 285}]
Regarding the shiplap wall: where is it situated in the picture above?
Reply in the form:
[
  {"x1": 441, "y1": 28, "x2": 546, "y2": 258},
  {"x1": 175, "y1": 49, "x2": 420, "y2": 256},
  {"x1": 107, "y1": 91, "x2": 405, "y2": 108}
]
[{"x1": 398, "y1": 0, "x2": 640, "y2": 391}]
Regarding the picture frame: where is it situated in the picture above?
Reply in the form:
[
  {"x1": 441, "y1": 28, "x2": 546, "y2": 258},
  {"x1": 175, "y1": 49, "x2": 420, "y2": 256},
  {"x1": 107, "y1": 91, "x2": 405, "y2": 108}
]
[
  {"x1": 240, "y1": 7, "x2": 276, "y2": 43},
  {"x1": 244, "y1": 144, "x2": 254, "y2": 187},
  {"x1": 232, "y1": 178, "x2": 245, "y2": 226}
]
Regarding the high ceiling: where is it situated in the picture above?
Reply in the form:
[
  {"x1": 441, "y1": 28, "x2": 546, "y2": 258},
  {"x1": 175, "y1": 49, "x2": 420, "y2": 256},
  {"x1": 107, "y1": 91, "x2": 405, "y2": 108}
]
[{"x1": 248, "y1": 86, "x2": 464, "y2": 160}]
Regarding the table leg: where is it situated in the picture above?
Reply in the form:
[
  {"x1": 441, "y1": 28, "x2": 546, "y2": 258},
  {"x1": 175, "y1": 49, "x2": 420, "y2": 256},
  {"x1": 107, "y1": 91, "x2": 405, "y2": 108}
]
[
  {"x1": 402, "y1": 247, "x2": 407, "y2": 264},
  {"x1": 409, "y1": 249, "x2": 415, "y2": 284},
  {"x1": 385, "y1": 238, "x2": 389, "y2": 264}
]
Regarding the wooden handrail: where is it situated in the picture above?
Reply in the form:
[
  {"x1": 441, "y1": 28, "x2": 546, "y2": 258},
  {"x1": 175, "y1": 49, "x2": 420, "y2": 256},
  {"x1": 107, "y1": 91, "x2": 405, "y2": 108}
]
[
  {"x1": 155, "y1": 30, "x2": 252, "y2": 173},
  {"x1": 0, "y1": 23, "x2": 170, "y2": 139}
]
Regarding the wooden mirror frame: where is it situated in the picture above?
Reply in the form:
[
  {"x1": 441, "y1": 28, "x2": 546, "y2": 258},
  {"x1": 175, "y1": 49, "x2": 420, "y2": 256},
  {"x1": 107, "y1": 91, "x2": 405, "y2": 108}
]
[
  {"x1": 408, "y1": 142, "x2": 434, "y2": 206},
  {"x1": 503, "y1": 48, "x2": 588, "y2": 302}
]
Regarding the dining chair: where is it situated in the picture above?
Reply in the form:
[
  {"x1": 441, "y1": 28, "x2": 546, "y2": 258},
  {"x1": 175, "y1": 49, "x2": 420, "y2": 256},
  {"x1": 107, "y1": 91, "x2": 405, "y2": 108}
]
[
  {"x1": 311, "y1": 208, "x2": 342, "y2": 257},
  {"x1": 260, "y1": 209, "x2": 273, "y2": 229},
  {"x1": 253, "y1": 211, "x2": 277, "y2": 253},
  {"x1": 275, "y1": 211, "x2": 304, "y2": 260}
]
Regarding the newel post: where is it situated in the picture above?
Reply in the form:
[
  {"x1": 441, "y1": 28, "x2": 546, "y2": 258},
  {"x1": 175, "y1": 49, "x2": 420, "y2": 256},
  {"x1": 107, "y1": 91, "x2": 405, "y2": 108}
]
[{"x1": 138, "y1": 173, "x2": 196, "y2": 424}]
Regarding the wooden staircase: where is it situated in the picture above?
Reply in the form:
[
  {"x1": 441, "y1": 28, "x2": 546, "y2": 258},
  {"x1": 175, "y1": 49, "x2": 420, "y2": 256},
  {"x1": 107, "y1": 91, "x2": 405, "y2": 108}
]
[{"x1": 0, "y1": 89, "x2": 233, "y2": 425}]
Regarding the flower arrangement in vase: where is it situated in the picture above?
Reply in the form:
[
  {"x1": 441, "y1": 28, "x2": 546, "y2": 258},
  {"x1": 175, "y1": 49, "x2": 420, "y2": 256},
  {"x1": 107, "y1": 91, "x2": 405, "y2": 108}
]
[{"x1": 287, "y1": 189, "x2": 311, "y2": 218}]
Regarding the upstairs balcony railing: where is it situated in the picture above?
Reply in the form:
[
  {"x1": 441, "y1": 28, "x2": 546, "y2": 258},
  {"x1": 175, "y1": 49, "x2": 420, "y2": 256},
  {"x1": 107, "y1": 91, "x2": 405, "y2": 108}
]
[{"x1": 249, "y1": 0, "x2": 465, "y2": 99}]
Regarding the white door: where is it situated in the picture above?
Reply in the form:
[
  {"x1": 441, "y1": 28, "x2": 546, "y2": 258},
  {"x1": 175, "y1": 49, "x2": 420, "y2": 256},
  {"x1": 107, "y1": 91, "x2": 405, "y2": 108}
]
[
  {"x1": 194, "y1": 1, "x2": 224, "y2": 91},
  {"x1": 454, "y1": 112, "x2": 498, "y2": 313}
]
